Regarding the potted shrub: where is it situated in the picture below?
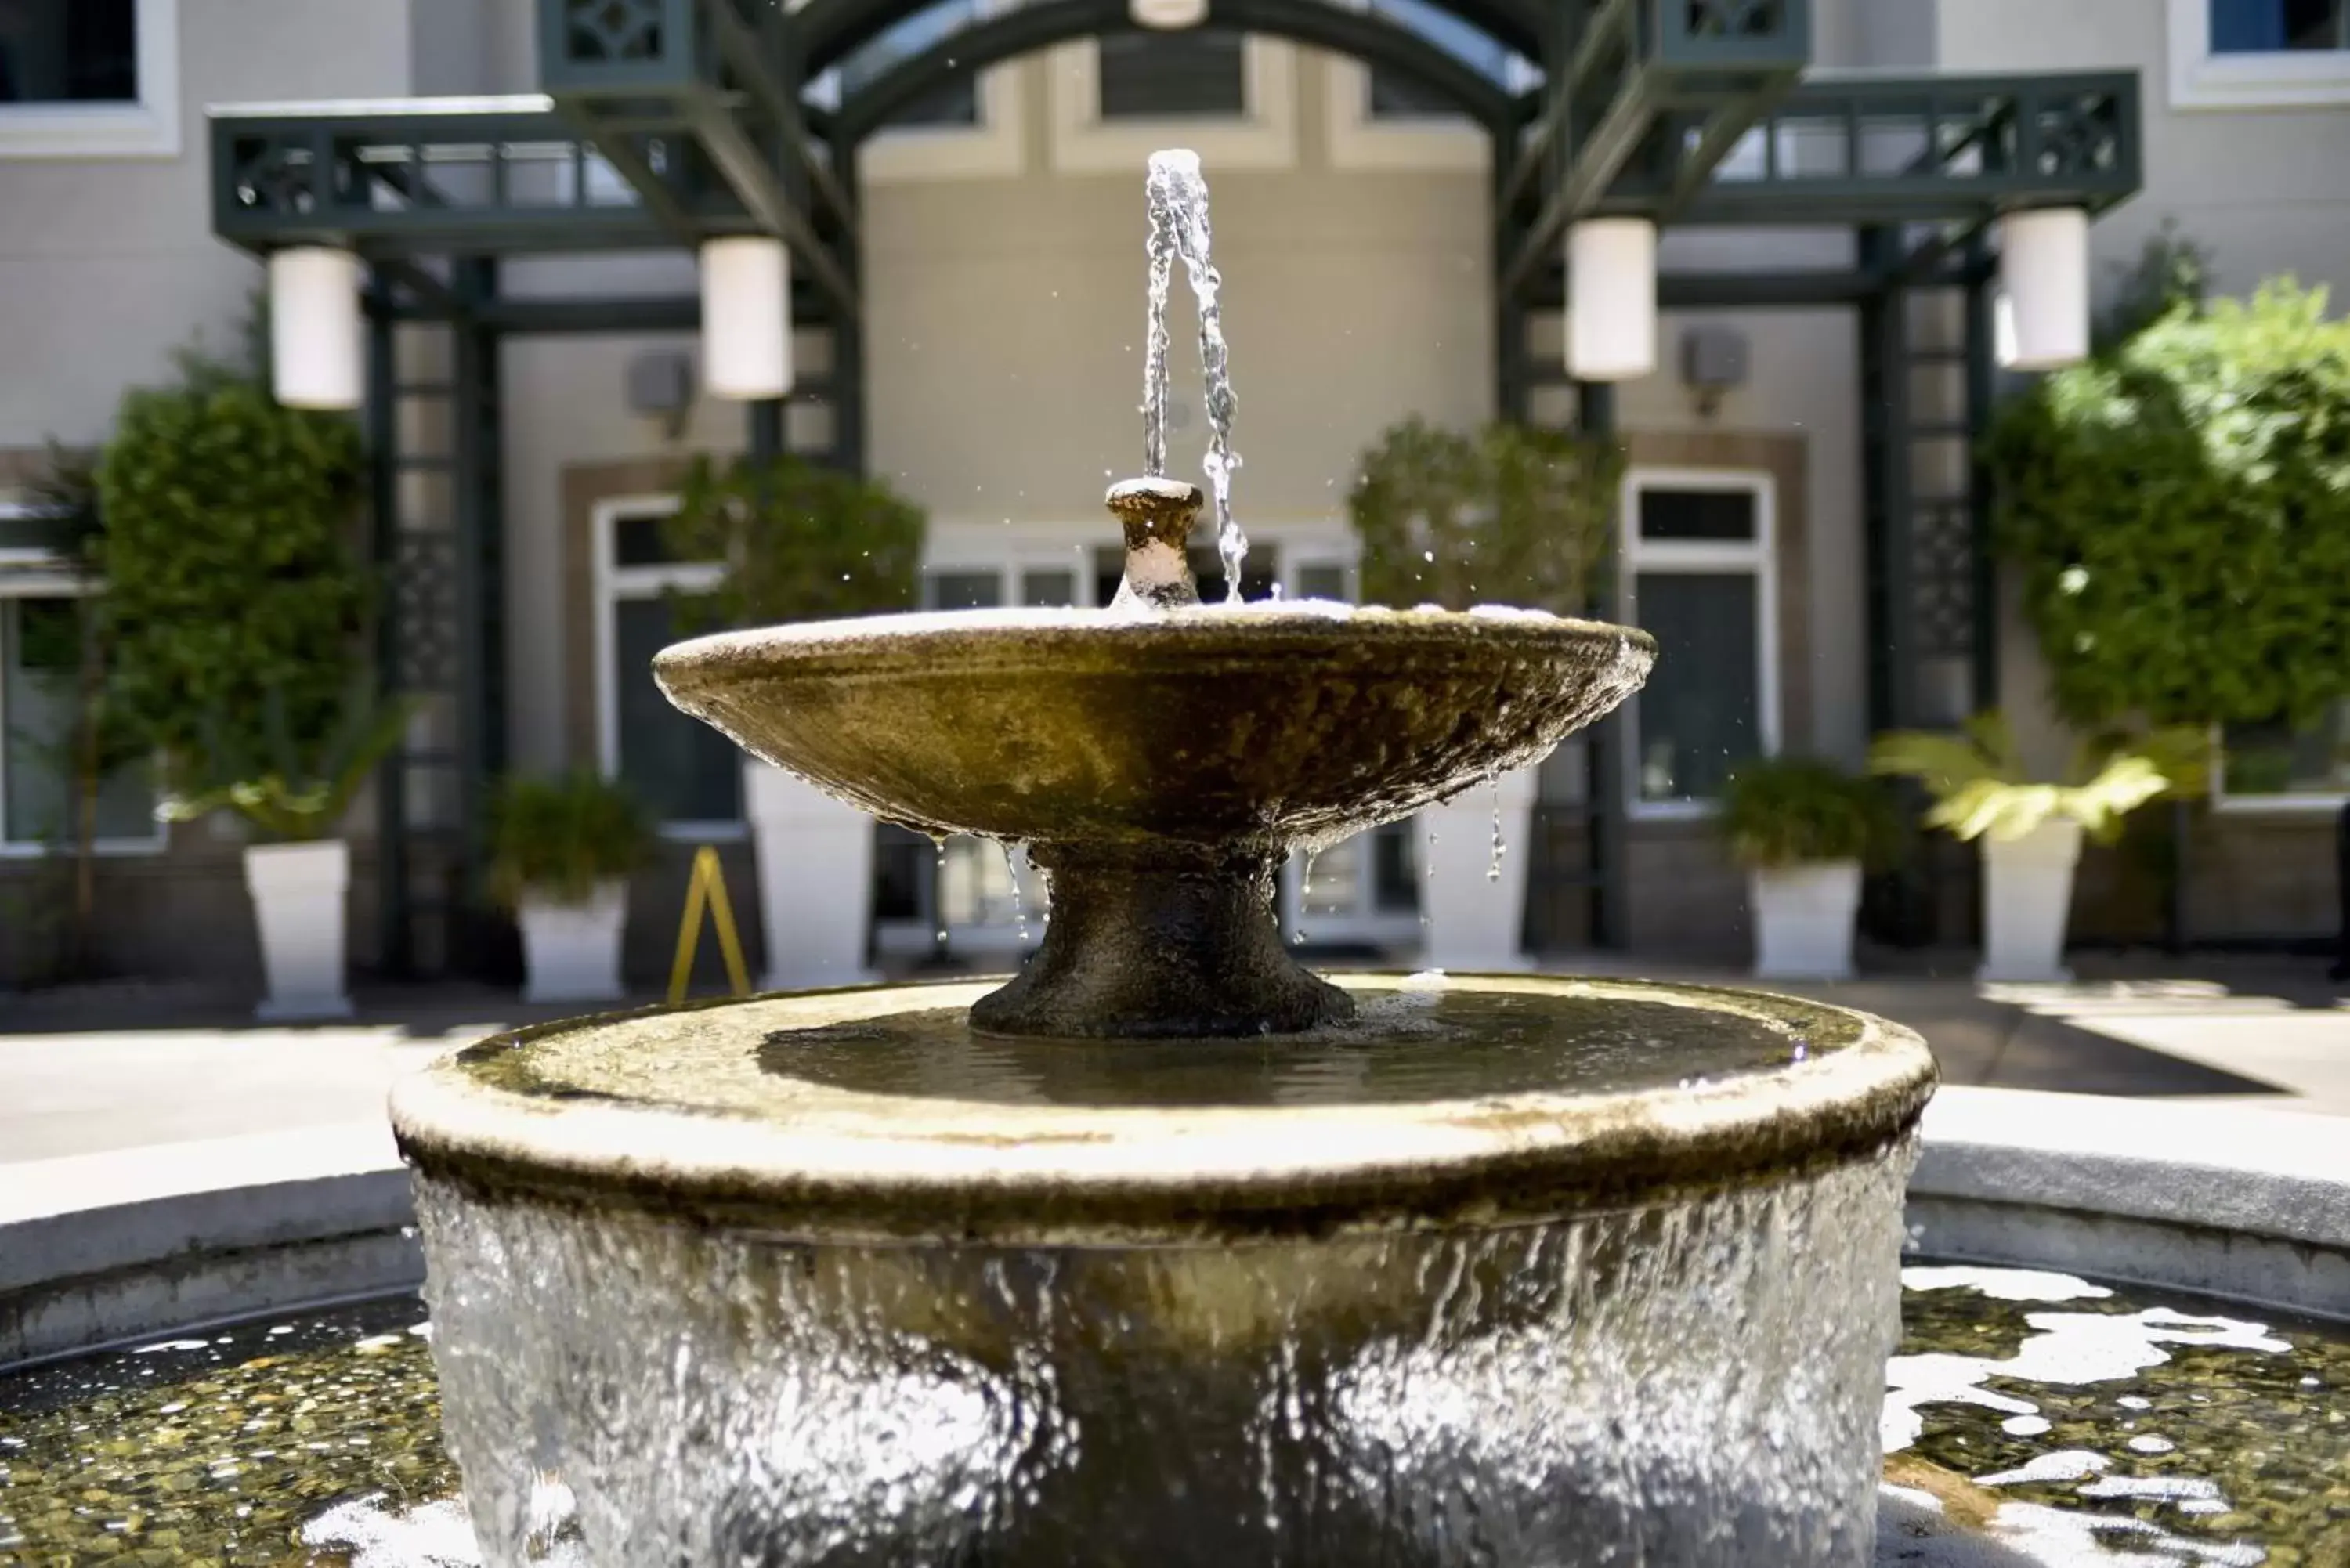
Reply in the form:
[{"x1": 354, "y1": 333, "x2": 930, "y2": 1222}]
[
  {"x1": 161, "y1": 689, "x2": 409, "y2": 1020},
  {"x1": 664, "y1": 453, "x2": 924, "y2": 989},
  {"x1": 1871, "y1": 714, "x2": 2209, "y2": 983},
  {"x1": 489, "y1": 771, "x2": 655, "y2": 1003},
  {"x1": 96, "y1": 338, "x2": 376, "y2": 1019},
  {"x1": 1348, "y1": 417, "x2": 1622, "y2": 970},
  {"x1": 1719, "y1": 757, "x2": 1896, "y2": 981}
]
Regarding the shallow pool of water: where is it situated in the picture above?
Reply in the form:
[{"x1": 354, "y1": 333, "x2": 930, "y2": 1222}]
[{"x1": 1, "y1": 1266, "x2": 2343, "y2": 1564}]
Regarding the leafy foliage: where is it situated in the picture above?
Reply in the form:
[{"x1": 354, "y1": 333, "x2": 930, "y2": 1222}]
[
  {"x1": 1868, "y1": 712, "x2": 2211, "y2": 845},
  {"x1": 487, "y1": 771, "x2": 656, "y2": 909},
  {"x1": 1718, "y1": 757, "x2": 1900, "y2": 870},
  {"x1": 663, "y1": 453, "x2": 925, "y2": 629},
  {"x1": 94, "y1": 344, "x2": 371, "y2": 791},
  {"x1": 159, "y1": 684, "x2": 410, "y2": 843},
  {"x1": 1347, "y1": 419, "x2": 1625, "y2": 615},
  {"x1": 1987, "y1": 278, "x2": 2350, "y2": 729}
]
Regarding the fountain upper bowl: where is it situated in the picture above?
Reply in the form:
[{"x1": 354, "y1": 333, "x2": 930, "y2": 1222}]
[{"x1": 653, "y1": 603, "x2": 1654, "y2": 855}]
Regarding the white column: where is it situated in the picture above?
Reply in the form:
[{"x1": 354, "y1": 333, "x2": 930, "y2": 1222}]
[
  {"x1": 1567, "y1": 218, "x2": 1658, "y2": 382},
  {"x1": 700, "y1": 237, "x2": 794, "y2": 401},
  {"x1": 268, "y1": 247, "x2": 364, "y2": 412},
  {"x1": 1998, "y1": 208, "x2": 2091, "y2": 371}
]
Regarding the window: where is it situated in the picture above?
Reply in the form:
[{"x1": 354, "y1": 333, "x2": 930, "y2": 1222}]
[
  {"x1": 0, "y1": 566, "x2": 160, "y2": 855},
  {"x1": 1050, "y1": 34, "x2": 1297, "y2": 172},
  {"x1": 594, "y1": 500, "x2": 743, "y2": 833},
  {"x1": 1619, "y1": 472, "x2": 1779, "y2": 815},
  {"x1": 0, "y1": 0, "x2": 134, "y2": 102},
  {"x1": 1098, "y1": 31, "x2": 1247, "y2": 118},
  {"x1": 2171, "y1": 0, "x2": 2350, "y2": 107},
  {"x1": 0, "y1": 0, "x2": 177, "y2": 158},
  {"x1": 2212, "y1": 0, "x2": 2347, "y2": 50},
  {"x1": 2219, "y1": 701, "x2": 2350, "y2": 809}
]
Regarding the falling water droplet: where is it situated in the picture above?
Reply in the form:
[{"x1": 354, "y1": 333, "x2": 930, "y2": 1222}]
[
  {"x1": 1004, "y1": 841, "x2": 1032, "y2": 948},
  {"x1": 933, "y1": 836, "x2": 950, "y2": 945},
  {"x1": 1488, "y1": 782, "x2": 1506, "y2": 882}
]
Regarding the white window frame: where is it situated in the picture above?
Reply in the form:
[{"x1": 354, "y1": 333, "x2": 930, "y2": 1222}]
[
  {"x1": 1048, "y1": 34, "x2": 1298, "y2": 172},
  {"x1": 1618, "y1": 467, "x2": 1781, "y2": 822},
  {"x1": 0, "y1": 536, "x2": 166, "y2": 858},
  {"x1": 0, "y1": 0, "x2": 180, "y2": 160},
  {"x1": 590, "y1": 494, "x2": 745, "y2": 843},
  {"x1": 2170, "y1": 0, "x2": 2350, "y2": 109},
  {"x1": 2210, "y1": 709, "x2": 2350, "y2": 815},
  {"x1": 804, "y1": 0, "x2": 1025, "y2": 182}
]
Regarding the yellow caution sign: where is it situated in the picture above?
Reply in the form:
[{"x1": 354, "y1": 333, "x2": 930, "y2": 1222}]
[{"x1": 668, "y1": 844, "x2": 752, "y2": 1004}]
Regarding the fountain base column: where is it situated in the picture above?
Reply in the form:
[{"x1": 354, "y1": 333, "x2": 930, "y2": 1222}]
[{"x1": 971, "y1": 848, "x2": 1354, "y2": 1039}]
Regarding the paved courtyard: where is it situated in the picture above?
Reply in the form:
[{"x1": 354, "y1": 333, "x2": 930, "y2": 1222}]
[{"x1": 0, "y1": 951, "x2": 2344, "y2": 1168}]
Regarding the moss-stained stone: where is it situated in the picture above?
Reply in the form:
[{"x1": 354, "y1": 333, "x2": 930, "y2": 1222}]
[
  {"x1": 652, "y1": 580, "x2": 1654, "y2": 1037},
  {"x1": 392, "y1": 974, "x2": 1935, "y2": 1247}
]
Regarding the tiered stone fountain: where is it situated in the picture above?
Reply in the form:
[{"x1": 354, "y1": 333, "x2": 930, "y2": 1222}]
[{"x1": 389, "y1": 154, "x2": 1938, "y2": 1566}]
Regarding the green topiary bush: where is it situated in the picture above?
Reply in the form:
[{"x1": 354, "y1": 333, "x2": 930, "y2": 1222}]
[
  {"x1": 95, "y1": 346, "x2": 371, "y2": 805},
  {"x1": 1347, "y1": 418, "x2": 1625, "y2": 615},
  {"x1": 1987, "y1": 279, "x2": 2350, "y2": 730},
  {"x1": 663, "y1": 452, "x2": 925, "y2": 629},
  {"x1": 487, "y1": 771, "x2": 656, "y2": 909},
  {"x1": 1719, "y1": 756, "x2": 1900, "y2": 870}
]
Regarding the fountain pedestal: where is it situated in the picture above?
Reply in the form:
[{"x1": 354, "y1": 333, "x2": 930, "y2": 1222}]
[
  {"x1": 971, "y1": 848, "x2": 1349, "y2": 1037},
  {"x1": 390, "y1": 476, "x2": 1935, "y2": 1566}
]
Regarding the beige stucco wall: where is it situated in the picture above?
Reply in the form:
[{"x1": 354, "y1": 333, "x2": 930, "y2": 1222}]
[
  {"x1": 0, "y1": 0, "x2": 418, "y2": 452},
  {"x1": 1936, "y1": 0, "x2": 2350, "y2": 302}
]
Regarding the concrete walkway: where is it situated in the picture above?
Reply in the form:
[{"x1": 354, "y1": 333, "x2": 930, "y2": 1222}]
[{"x1": 0, "y1": 954, "x2": 2344, "y2": 1169}]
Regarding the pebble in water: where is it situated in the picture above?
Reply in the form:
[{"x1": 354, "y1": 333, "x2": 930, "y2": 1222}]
[{"x1": 1142, "y1": 150, "x2": 1246, "y2": 600}]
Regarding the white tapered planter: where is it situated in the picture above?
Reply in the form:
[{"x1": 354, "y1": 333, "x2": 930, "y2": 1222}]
[
  {"x1": 745, "y1": 760, "x2": 881, "y2": 991},
  {"x1": 518, "y1": 882, "x2": 629, "y2": 1005},
  {"x1": 1979, "y1": 818, "x2": 2083, "y2": 984},
  {"x1": 1417, "y1": 762, "x2": 1539, "y2": 973},
  {"x1": 1748, "y1": 862, "x2": 1863, "y2": 981},
  {"x1": 245, "y1": 840, "x2": 353, "y2": 1021}
]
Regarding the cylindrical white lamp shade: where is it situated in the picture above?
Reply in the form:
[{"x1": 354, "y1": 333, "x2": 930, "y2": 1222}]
[
  {"x1": 269, "y1": 247, "x2": 363, "y2": 411},
  {"x1": 1998, "y1": 208, "x2": 2090, "y2": 371},
  {"x1": 1567, "y1": 218, "x2": 1658, "y2": 381},
  {"x1": 1132, "y1": 0, "x2": 1208, "y2": 27},
  {"x1": 700, "y1": 237, "x2": 793, "y2": 401}
]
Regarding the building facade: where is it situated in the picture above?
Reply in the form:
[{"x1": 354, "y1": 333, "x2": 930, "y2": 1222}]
[{"x1": 1, "y1": 0, "x2": 2345, "y2": 993}]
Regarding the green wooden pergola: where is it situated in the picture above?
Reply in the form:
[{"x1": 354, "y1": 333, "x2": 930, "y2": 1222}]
[{"x1": 207, "y1": 0, "x2": 2141, "y2": 976}]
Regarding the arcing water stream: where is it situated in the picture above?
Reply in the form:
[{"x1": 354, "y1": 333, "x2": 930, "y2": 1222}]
[{"x1": 1141, "y1": 150, "x2": 1246, "y2": 600}]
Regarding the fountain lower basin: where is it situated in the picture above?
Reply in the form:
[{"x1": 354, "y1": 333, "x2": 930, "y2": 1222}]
[{"x1": 392, "y1": 974, "x2": 1935, "y2": 1567}]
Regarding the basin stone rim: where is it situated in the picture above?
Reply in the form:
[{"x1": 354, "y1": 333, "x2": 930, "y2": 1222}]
[
  {"x1": 391, "y1": 975, "x2": 1938, "y2": 1245},
  {"x1": 651, "y1": 603, "x2": 1659, "y2": 679}
]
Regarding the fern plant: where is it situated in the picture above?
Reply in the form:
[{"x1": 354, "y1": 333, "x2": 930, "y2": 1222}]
[
  {"x1": 159, "y1": 684, "x2": 410, "y2": 843},
  {"x1": 1867, "y1": 712, "x2": 2211, "y2": 844},
  {"x1": 1719, "y1": 757, "x2": 1900, "y2": 869},
  {"x1": 487, "y1": 771, "x2": 656, "y2": 909}
]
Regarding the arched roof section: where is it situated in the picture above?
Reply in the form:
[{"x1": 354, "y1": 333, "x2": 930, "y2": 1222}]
[
  {"x1": 801, "y1": 0, "x2": 1539, "y2": 83},
  {"x1": 832, "y1": 0, "x2": 1517, "y2": 144}
]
